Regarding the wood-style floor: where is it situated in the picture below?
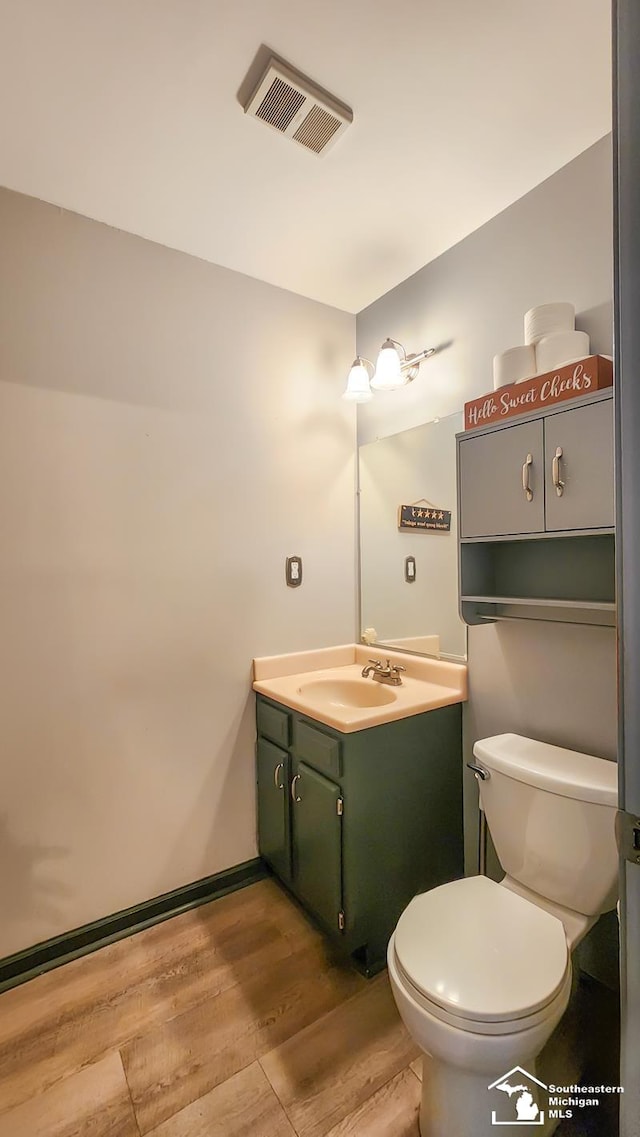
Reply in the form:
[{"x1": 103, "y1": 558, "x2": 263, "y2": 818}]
[
  {"x1": 0, "y1": 876, "x2": 620, "y2": 1136},
  {"x1": 0, "y1": 878, "x2": 422, "y2": 1137}
]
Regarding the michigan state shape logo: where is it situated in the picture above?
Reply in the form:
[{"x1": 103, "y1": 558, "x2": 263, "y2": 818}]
[{"x1": 488, "y1": 1067, "x2": 548, "y2": 1126}]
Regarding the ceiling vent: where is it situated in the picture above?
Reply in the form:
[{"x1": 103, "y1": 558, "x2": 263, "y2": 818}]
[{"x1": 243, "y1": 56, "x2": 352, "y2": 156}]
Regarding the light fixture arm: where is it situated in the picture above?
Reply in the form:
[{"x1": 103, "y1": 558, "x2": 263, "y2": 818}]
[
  {"x1": 403, "y1": 346, "x2": 436, "y2": 369},
  {"x1": 382, "y1": 338, "x2": 436, "y2": 383},
  {"x1": 383, "y1": 338, "x2": 435, "y2": 369},
  {"x1": 384, "y1": 338, "x2": 407, "y2": 358},
  {"x1": 351, "y1": 355, "x2": 376, "y2": 377}
]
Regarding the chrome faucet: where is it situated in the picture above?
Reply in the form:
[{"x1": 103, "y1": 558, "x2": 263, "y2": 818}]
[{"x1": 361, "y1": 658, "x2": 406, "y2": 686}]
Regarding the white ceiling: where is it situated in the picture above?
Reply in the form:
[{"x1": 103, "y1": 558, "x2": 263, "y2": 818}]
[{"x1": 0, "y1": 0, "x2": 611, "y2": 313}]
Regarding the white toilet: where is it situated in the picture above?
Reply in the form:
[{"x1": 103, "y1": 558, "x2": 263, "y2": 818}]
[{"x1": 387, "y1": 733, "x2": 618, "y2": 1137}]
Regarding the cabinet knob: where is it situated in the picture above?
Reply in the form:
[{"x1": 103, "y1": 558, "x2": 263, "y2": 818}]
[
  {"x1": 552, "y1": 446, "x2": 565, "y2": 497},
  {"x1": 291, "y1": 773, "x2": 302, "y2": 803},
  {"x1": 522, "y1": 453, "x2": 533, "y2": 502},
  {"x1": 273, "y1": 762, "x2": 284, "y2": 791}
]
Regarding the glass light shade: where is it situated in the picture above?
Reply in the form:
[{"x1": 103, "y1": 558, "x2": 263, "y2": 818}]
[
  {"x1": 342, "y1": 359, "x2": 373, "y2": 403},
  {"x1": 371, "y1": 340, "x2": 404, "y2": 390}
]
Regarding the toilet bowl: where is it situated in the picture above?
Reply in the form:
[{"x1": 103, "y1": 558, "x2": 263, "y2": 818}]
[
  {"x1": 388, "y1": 876, "x2": 573, "y2": 1136},
  {"x1": 387, "y1": 734, "x2": 618, "y2": 1137}
]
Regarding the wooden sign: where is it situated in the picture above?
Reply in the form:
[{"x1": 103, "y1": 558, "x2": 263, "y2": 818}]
[
  {"x1": 464, "y1": 355, "x2": 613, "y2": 431},
  {"x1": 398, "y1": 504, "x2": 451, "y2": 532}
]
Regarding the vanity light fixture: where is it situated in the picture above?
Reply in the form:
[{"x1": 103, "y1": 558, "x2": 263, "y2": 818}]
[{"x1": 342, "y1": 338, "x2": 436, "y2": 403}]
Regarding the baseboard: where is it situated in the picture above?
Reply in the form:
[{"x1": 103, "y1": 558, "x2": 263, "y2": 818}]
[{"x1": 0, "y1": 857, "x2": 266, "y2": 995}]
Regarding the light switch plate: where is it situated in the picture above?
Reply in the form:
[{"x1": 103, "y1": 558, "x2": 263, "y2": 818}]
[
  {"x1": 286, "y1": 555, "x2": 303, "y2": 587},
  {"x1": 405, "y1": 555, "x2": 416, "y2": 583}
]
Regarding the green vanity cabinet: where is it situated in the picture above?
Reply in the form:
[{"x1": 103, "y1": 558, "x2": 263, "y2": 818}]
[
  {"x1": 256, "y1": 693, "x2": 464, "y2": 974},
  {"x1": 291, "y1": 761, "x2": 343, "y2": 935},
  {"x1": 256, "y1": 737, "x2": 291, "y2": 884}
]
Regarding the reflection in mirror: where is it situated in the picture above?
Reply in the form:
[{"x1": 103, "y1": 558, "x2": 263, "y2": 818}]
[{"x1": 358, "y1": 412, "x2": 467, "y2": 660}]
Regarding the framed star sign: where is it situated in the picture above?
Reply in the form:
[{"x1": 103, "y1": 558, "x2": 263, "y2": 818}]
[{"x1": 397, "y1": 499, "x2": 452, "y2": 533}]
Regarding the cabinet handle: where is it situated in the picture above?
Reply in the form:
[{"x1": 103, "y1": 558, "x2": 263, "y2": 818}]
[
  {"x1": 522, "y1": 453, "x2": 533, "y2": 502},
  {"x1": 291, "y1": 773, "x2": 302, "y2": 803},
  {"x1": 552, "y1": 446, "x2": 565, "y2": 497},
  {"x1": 273, "y1": 762, "x2": 284, "y2": 790}
]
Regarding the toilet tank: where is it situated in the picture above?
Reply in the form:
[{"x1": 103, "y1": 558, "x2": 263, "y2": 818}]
[{"x1": 473, "y1": 734, "x2": 618, "y2": 916}]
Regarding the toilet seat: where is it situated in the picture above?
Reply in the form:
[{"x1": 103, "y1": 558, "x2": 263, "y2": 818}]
[
  {"x1": 391, "y1": 946, "x2": 573, "y2": 1037},
  {"x1": 392, "y1": 876, "x2": 570, "y2": 1035}
]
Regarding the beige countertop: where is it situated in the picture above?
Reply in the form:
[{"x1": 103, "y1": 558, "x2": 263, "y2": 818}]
[{"x1": 253, "y1": 644, "x2": 467, "y2": 733}]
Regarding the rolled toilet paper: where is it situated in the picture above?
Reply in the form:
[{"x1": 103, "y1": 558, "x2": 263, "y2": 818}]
[
  {"x1": 493, "y1": 344, "x2": 536, "y2": 389},
  {"x1": 535, "y1": 330, "x2": 590, "y2": 374},
  {"x1": 524, "y1": 302, "x2": 575, "y2": 345}
]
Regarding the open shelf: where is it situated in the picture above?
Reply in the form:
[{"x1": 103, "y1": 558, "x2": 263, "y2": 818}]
[
  {"x1": 460, "y1": 534, "x2": 616, "y2": 627},
  {"x1": 461, "y1": 595, "x2": 615, "y2": 611},
  {"x1": 460, "y1": 527, "x2": 615, "y2": 544},
  {"x1": 461, "y1": 597, "x2": 616, "y2": 628}
]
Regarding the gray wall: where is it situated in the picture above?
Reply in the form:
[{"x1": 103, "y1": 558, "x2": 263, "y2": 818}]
[
  {"x1": 0, "y1": 137, "x2": 617, "y2": 963},
  {"x1": 355, "y1": 137, "x2": 617, "y2": 906},
  {"x1": 357, "y1": 136, "x2": 613, "y2": 445},
  {"x1": 0, "y1": 188, "x2": 356, "y2": 957}
]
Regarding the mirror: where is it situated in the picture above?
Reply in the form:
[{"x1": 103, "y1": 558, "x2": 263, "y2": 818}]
[{"x1": 358, "y1": 411, "x2": 466, "y2": 660}]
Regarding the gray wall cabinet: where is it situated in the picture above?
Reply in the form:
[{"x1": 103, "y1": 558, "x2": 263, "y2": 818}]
[
  {"x1": 457, "y1": 390, "x2": 615, "y2": 627},
  {"x1": 459, "y1": 420, "x2": 545, "y2": 538},
  {"x1": 256, "y1": 694, "x2": 464, "y2": 975},
  {"x1": 544, "y1": 400, "x2": 614, "y2": 532},
  {"x1": 459, "y1": 392, "x2": 613, "y2": 538}
]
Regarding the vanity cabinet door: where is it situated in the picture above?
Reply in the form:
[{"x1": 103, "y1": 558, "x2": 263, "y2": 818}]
[
  {"x1": 257, "y1": 738, "x2": 291, "y2": 883},
  {"x1": 458, "y1": 420, "x2": 545, "y2": 537},
  {"x1": 291, "y1": 762, "x2": 343, "y2": 934},
  {"x1": 544, "y1": 400, "x2": 614, "y2": 531}
]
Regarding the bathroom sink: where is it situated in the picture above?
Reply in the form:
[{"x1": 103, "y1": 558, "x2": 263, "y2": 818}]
[
  {"x1": 296, "y1": 677, "x2": 397, "y2": 709},
  {"x1": 253, "y1": 649, "x2": 467, "y2": 732}
]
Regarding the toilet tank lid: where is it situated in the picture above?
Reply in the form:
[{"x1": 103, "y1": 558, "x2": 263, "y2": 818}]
[{"x1": 473, "y1": 734, "x2": 617, "y2": 807}]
